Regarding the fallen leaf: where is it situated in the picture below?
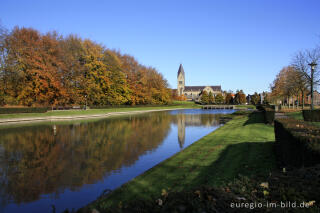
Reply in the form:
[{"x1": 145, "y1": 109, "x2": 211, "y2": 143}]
[
  {"x1": 161, "y1": 189, "x2": 168, "y2": 197},
  {"x1": 260, "y1": 182, "x2": 269, "y2": 189},
  {"x1": 306, "y1": 200, "x2": 316, "y2": 207}
]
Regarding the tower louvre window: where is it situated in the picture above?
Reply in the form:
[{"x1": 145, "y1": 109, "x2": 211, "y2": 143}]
[{"x1": 179, "y1": 81, "x2": 183, "y2": 85}]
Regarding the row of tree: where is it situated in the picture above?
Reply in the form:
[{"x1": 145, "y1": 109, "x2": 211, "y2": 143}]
[
  {"x1": 270, "y1": 47, "x2": 320, "y2": 109},
  {"x1": 200, "y1": 90, "x2": 247, "y2": 105},
  {"x1": 0, "y1": 26, "x2": 172, "y2": 106}
]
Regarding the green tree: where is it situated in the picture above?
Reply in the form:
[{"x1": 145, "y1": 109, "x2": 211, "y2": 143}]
[
  {"x1": 234, "y1": 90, "x2": 246, "y2": 104},
  {"x1": 201, "y1": 91, "x2": 209, "y2": 105},
  {"x1": 208, "y1": 91, "x2": 214, "y2": 104},
  {"x1": 250, "y1": 92, "x2": 260, "y2": 105},
  {"x1": 215, "y1": 93, "x2": 224, "y2": 104}
]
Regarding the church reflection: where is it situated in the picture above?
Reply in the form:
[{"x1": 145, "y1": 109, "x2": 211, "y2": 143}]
[{"x1": 175, "y1": 113, "x2": 221, "y2": 148}]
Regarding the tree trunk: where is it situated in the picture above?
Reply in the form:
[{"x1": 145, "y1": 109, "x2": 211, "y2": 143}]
[
  {"x1": 311, "y1": 69, "x2": 314, "y2": 110},
  {"x1": 292, "y1": 96, "x2": 295, "y2": 108},
  {"x1": 302, "y1": 90, "x2": 305, "y2": 110}
]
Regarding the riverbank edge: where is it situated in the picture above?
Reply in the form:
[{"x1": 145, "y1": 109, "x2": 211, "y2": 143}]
[
  {"x1": 0, "y1": 107, "x2": 194, "y2": 125},
  {"x1": 78, "y1": 112, "x2": 276, "y2": 212}
]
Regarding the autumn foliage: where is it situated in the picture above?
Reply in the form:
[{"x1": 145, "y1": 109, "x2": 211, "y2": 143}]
[{"x1": 0, "y1": 26, "x2": 171, "y2": 106}]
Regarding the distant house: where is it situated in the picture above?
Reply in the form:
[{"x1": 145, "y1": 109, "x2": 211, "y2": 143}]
[
  {"x1": 177, "y1": 64, "x2": 222, "y2": 101},
  {"x1": 307, "y1": 90, "x2": 320, "y2": 105}
]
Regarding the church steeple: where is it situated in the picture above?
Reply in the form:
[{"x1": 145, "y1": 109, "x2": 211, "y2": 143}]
[
  {"x1": 177, "y1": 64, "x2": 185, "y2": 77},
  {"x1": 177, "y1": 64, "x2": 185, "y2": 96}
]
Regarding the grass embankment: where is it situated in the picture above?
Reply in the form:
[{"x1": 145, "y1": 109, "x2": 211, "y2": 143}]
[
  {"x1": 82, "y1": 112, "x2": 276, "y2": 212},
  {"x1": 286, "y1": 111, "x2": 320, "y2": 127},
  {"x1": 0, "y1": 101, "x2": 200, "y2": 119}
]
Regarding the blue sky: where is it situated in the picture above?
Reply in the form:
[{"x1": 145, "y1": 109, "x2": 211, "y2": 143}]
[{"x1": 1, "y1": 0, "x2": 320, "y2": 94}]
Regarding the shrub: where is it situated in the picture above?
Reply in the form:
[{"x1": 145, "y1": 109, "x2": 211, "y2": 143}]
[
  {"x1": 303, "y1": 110, "x2": 320, "y2": 122},
  {"x1": 264, "y1": 108, "x2": 275, "y2": 124},
  {"x1": 274, "y1": 118, "x2": 320, "y2": 168},
  {"x1": 256, "y1": 105, "x2": 275, "y2": 124},
  {"x1": 0, "y1": 107, "x2": 47, "y2": 114}
]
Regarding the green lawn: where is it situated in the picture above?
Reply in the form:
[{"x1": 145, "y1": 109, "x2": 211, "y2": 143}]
[
  {"x1": 86, "y1": 112, "x2": 276, "y2": 211},
  {"x1": 0, "y1": 104, "x2": 201, "y2": 119},
  {"x1": 234, "y1": 104, "x2": 255, "y2": 109},
  {"x1": 285, "y1": 111, "x2": 303, "y2": 120},
  {"x1": 286, "y1": 111, "x2": 320, "y2": 127}
]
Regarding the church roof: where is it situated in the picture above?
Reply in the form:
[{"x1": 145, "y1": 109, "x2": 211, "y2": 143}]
[
  {"x1": 184, "y1": 86, "x2": 221, "y2": 92},
  {"x1": 177, "y1": 64, "x2": 185, "y2": 77}
]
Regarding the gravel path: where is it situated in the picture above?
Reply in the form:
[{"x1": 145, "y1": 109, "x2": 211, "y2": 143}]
[{"x1": 0, "y1": 108, "x2": 183, "y2": 125}]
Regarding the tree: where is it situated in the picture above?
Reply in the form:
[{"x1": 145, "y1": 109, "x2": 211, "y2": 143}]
[
  {"x1": 201, "y1": 91, "x2": 209, "y2": 105},
  {"x1": 292, "y1": 48, "x2": 320, "y2": 109},
  {"x1": 0, "y1": 23, "x2": 7, "y2": 105},
  {"x1": 225, "y1": 93, "x2": 233, "y2": 104},
  {"x1": 262, "y1": 92, "x2": 270, "y2": 105},
  {"x1": 250, "y1": 92, "x2": 260, "y2": 105},
  {"x1": 234, "y1": 90, "x2": 246, "y2": 104},
  {"x1": 0, "y1": 26, "x2": 172, "y2": 107},
  {"x1": 270, "y1": 67, "x2": 294, "y2": 107},
  {"x1": 2, "y1": 27, "x2": 67, "y2": 106},
  {"x1": 286, "y1": 67, "x2": 308, "y2": 108},
  {"x1": 208, "y1": 91, "x2": 214, "y2": 104},
  {"x1": 215, "y1": 93, "x2": 224, "y2": 104}
]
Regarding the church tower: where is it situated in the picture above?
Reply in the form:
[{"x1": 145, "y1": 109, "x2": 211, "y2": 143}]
[{"x1": 177, "y1": 64, "x2": 185, "y2": 96}]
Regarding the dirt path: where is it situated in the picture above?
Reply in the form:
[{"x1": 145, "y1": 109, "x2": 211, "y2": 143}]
[{"x1": 275, "y1": 112, "x2": 288, "y2": 119}]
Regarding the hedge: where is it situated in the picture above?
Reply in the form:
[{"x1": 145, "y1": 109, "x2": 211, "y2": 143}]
[
  {"x1": 264, "y1": 108, "x2": 275, "y2": 124},
  {"x1": 274, "y1": 118, "x2": 320, "y2": 168},
  {"x1": 256, "y1": 104, "x2": 275, "y2": 124},
  {"x1": 0, "y1": 107, "x2": 47, "y2": 114},
  {"x1": 303, "y1": 109, "x2": 320, "y2": 122}
]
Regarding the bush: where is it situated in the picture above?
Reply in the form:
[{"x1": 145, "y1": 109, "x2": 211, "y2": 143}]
[
  {"x1": 274, "y1": 118, "x2": 320, "y2": 168},
  {"x1": 264, "y1": 108, "x2": 275, "y2": 124},
  {"x1": 303, "y1": 110, "x2": 320, "y2": 122},
  {"x1": 256, "y1": 105, "x2": 275, "y2": 124},
  {"x1": 0, "y1": 107, "x2": 47, "y2": 114}
]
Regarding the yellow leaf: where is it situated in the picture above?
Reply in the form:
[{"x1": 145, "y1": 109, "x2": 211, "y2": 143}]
[
  {"x1": 161, "y1": 189, "x2": 168, "y2": 197},
  {"x1": 306, "y1": 200, "x2": 316, "y2": 207},
  {"x1": 260, "y1": 182, "x2": 269, "y2": 189}
]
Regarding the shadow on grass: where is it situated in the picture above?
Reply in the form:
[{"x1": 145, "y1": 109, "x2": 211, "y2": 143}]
[
  {"x1": 78, "y1": 112, "x2": 276, "y2": 212},
  {"x1": 192, "y1": 141, "x2": 276, "y2": 188},
  {"x1": 243, "y1": 111, "x2": 265, "y2": 126}
]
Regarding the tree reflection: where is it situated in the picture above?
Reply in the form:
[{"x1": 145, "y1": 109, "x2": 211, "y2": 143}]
[
  {"x1": 0, "y1": 112, "x2": 171, "y2": 204},
  {"x1": 0, "y1": 111, "x2": 221, "y2": 206}
]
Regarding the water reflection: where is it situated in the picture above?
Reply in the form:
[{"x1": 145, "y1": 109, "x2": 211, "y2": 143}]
[
  {"x1": 0, "y1": 109, "x2": 232, "y2": 212},
  {"x1": 174, "y1": 112, "x2": 221, "y2": 148}
]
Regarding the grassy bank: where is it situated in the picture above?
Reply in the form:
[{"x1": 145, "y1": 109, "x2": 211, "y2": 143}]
[
  {"x1": 234, "y1": 104, "x2": 255, "y2": 109},
  {"x1": 0, "y1": 102, "x2": 200, "y2": 119},
  {"x1": 82, "y1": 112, "x2": 276, "y2": 212}
]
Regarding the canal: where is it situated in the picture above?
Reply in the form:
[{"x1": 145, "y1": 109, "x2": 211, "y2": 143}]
[{"x1": 0, "y1": 109, "x2": 235, "y2": 213}]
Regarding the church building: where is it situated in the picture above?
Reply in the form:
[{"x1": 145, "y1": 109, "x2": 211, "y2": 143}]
[{"x1": 177, "y1": 64, "x2": 222, "y2": 101}]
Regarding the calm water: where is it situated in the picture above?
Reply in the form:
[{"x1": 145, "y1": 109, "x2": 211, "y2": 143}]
[{"x1": 0, "y1": 109, "x2": 235, "y2": 213}]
